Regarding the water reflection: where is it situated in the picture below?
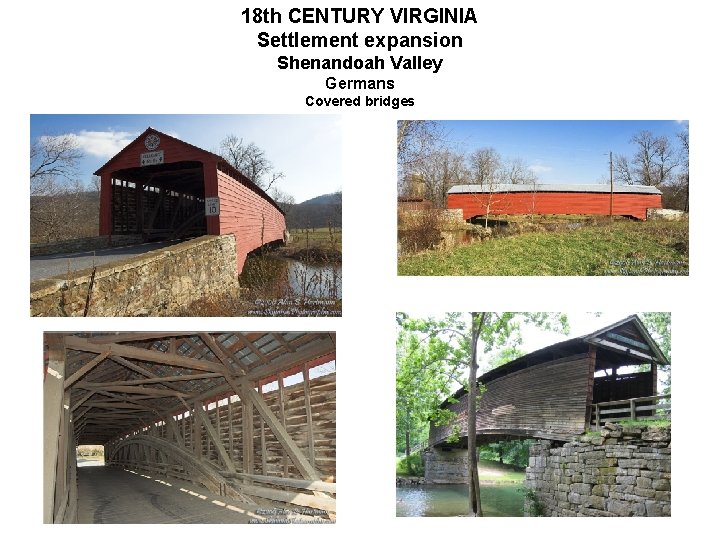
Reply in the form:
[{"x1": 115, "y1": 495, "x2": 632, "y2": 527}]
[
  {"x1": 396, "y1": 483, "x2": 524, "y2": 517},
  {"x1": 240, "y1": 254, "x2": 342, "y2": 299}
]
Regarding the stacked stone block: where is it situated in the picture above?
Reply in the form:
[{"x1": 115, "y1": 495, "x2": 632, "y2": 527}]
[
  {"x1": 423, "y1": 448, "x2": 470, "y2": 484},
  {"x1": 525, "y1": 423, "x2": 670, "y2": 517},
  {"x1": 31, "y1": 234, "x2": 239, "y2": 316}
]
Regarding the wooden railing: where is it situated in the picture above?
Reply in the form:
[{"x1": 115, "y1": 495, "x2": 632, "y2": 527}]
[
  {"x1": 410, "y1": 439, "x2": 429, "y2": 453},
  {"x1": 590, "y1": 394, "x2": 670, "y2": 430}
]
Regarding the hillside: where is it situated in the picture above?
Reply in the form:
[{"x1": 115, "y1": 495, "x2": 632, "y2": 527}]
[{"x1": 285, "y1": 191, "x2": 342, "y2": 229}]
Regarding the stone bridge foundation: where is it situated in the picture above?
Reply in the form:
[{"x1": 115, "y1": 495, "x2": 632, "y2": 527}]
[
  {"x1": 525, "y1": 423, "x2": 671, "y2": 516},
  {"x1": 423, "y1": 447, "x2": 469, "y2": 484}
]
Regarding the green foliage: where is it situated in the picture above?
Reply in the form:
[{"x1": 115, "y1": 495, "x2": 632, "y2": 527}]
[
  {"x1": 618, "y1": 419, "x2": 671, "y2": 428},
  {"x1": 398, "y1": 220, "x2": 689, "y2": 276},
  {"x1": 396, "y1": 313, "x2": 569, "y2": 456},
  {"x1": 396, "y1": 452, "x2": 425, "y2": 477},
  {"x1": 639, "y1": 312, "x2": 671, "y2": 393},
  {"x1": 478, "y1": 439, "x2": 534, "y2": 468},
  {"x1": 522, "y1": 487, "x2": 544, "y2": 517}
]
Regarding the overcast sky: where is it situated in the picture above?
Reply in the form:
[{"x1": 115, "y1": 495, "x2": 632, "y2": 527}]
[{"x1": 30, "y1": 114, "x2": 342, "y2": 203}]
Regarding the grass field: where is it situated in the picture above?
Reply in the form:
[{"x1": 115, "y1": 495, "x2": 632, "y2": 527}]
[
  {"x1": 288, "y1": 227, "x2": 342, "y2": 250},
  {"x1": 398, "y1": 219, "x2": 688, "y2": 276}
]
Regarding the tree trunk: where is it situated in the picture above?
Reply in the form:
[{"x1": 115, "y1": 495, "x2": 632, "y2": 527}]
[
  {"x1": 405, "y1": 409, "x2": 412, "y2": 474},
  {"x1": 468, "y1": 312, "x2": 484, "y2": 517}
]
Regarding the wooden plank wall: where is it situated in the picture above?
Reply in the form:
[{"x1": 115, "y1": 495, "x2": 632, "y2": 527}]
[
  {"x1": 111, "y1": 180, "x2": 204, "y2": 235},
  {"x1": 217, "y1": 169, "x2": 286, "y2": 272},
  {"x1": 162, "y1": 372, "x2": 336, "y2": 481},
  {"x1": 592, "y1": 371, "x2": 654, "y2": 403},
  {"x1": 430, "y1": 354, "x2": 592, "y2": 444},
  {"x1": 447, "y1": 192, "x2": 663, "y2": 220}
]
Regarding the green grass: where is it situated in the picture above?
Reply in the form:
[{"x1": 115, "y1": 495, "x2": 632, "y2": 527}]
[
  {"x1": 398, "y1": 219, "x2": 688, "y2": 276},
  {"x1": 617, "y1": 419, "x2": 671, "y2": 428},
  {"x1": 477, "y1": 459, "x2": 525, "y2": 483},
  {"x1": 288, "y1": 227, "x2": 342, "y2": 250}
]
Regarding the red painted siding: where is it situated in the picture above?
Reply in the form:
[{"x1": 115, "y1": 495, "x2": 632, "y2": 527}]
[
  {"x1": 218, "y1": 169, "x2": 286, "y2": 272},
  {"x1": 447, "y1": 192, "x2": 662, "y2": 221}
]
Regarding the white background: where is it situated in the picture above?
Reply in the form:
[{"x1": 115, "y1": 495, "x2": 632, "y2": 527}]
[{"x1": 4, "y1": 0, "x2": 715, "y2": 535}]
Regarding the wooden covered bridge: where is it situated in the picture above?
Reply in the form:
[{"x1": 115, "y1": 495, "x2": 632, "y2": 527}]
[
  {"x1": 44, "y1": 331, "x2": 336, "y2": 523},
  {"x1": 425, "y1": 316, "x2": 669, "y2": 482},
  {"x1": 447, "y1": 183, "x2": 663, "y2": 221},
  {"x1": 96, "y1": 128, "x2": 286, "y2": 272}
]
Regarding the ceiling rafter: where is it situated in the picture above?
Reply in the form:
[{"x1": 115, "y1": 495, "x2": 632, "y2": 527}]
[
  {"x1": 65, "y1": 336, "x2": 228, "y2": 373},
  {"x1": 59, "y1": 332, "x2": 335, "y2": 445}
]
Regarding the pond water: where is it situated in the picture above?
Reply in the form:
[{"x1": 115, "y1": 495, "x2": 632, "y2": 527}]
[
  {"x1": 240, "y1": 254, "x2": 342, "y2": 299},
  {"x1": 396, "y1": 483, "x2": 525, "y2": 517}
]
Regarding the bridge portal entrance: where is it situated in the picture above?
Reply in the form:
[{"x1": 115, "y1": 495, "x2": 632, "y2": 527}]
[{"x1": 109, "y1": 160, "x2": 208, "y2": 241}]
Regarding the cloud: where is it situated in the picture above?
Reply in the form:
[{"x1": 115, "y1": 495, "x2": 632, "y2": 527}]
[
  {"x1": 69, "y1": 130, "x2": 138, "y2": 158},
  {"x1": 529, "y1": 164, "x2": 553, "y2": 174}
]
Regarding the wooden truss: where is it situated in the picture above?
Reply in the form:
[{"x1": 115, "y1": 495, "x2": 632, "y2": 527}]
[{"x1": 44, "y1": 331, "x2": 336, "y2": 523}]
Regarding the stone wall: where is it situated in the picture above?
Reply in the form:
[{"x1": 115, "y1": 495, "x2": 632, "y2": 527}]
[
  {"x1": 525, "y1": 423, "x2": 671, "y2": 516},
  {"x1": 647, "y1": 208, "x2": 687, "y2": 221},
  {"x1": 31, "y1": 235, "x2": 239, "y2": 317},
  {"x1": 30, "y1": 235, "x2": 143, "y2": 257},
  {"x1": 398, "y1": 208, "x2": 466, "y2": 230},
  {"x1": 423, "y1": 447, "x2": 470, "y2": 484}
]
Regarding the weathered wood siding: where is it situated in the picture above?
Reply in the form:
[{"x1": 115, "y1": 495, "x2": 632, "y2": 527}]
[
  {"x1": 447, "y1": 192, "x2": 662, "y2": 221},
  {"x1": 430, "y1": 354, "x2": 593, "y2": 445},
  {"x1": 217, "y1": 169, "x2": 286, "y2": 272},
  {"x1": 169, "y1": 372, "x2": 335, "y2": 481}
]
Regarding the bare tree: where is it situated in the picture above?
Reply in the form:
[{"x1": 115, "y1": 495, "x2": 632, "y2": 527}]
[
  {"x1": 500, "y1": 157, "x2": 538, "y2": 185},
  {"x1": 268, "y1": 186, "x2": 296, "y2": 213},
  {"x1": 615, "y1": 130, "x2": 679, "y2": 187},
  {"x1": 468, "y1": 148, "x2": 503, "y2": 227},
  {"x1": 676, "y1": 126, "x2": 689, "y2": 212},
  {"x1": 397, "y1": 121, "x2": 444, "y2": 183},
  {"x1": 219, "y1": 134, "x2": 284, "y2": 191},
  {"x1": 415, "y1": 149, "x2": 467, "y2": 208},
  {"x1": 30, "y1": 134, "x2": 97, "y2": 242},
  {"x1": 30, "y1": 134, "x2": 83, "y2": 196}
]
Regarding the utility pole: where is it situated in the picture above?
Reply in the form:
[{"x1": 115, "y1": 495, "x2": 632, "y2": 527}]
[{"x1": 609, "y1": 151, "x2": 614, "y2": 220}]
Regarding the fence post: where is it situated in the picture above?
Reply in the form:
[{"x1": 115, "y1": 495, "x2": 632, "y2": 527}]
[
  {"x1": 595, "y1": 404, "x2": 600, "y2": 430},
  {"x1": 630, "y1": 399, "x2": 636, "y2": 421}
]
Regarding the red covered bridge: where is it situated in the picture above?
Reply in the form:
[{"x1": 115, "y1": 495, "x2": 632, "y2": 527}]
[
  {"x1": 96, "y1": 128, "x2": 286, "y2": 272},
  {"x1": 447, "y1": 183, "x2": 663, "y2": 221}
]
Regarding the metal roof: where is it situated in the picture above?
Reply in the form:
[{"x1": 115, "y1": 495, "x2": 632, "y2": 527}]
[{"x1": 448, "y1": 183, "x2": 663, "y2": 195}]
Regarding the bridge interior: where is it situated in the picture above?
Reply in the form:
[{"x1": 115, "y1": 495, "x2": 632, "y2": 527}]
[
  {"x1": 44, "y1": 331, "x2": 336, "y2": 524},
  {"x1": 110, "y1": 160, "x2": 207, "y2": 241}
]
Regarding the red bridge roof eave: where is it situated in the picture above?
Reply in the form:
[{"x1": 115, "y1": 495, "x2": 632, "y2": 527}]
[
  {"x1": 93, "y1": 127, "x2": 285, "y2": 216},
  {"x1": 93, "y1": 127, "x2": 218, "y2": 176}
]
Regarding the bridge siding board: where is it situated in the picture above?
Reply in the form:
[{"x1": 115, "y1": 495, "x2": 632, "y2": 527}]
[
  {"x1": 217, "y1": 169, "x2": 286, "y2": 272},
  {"x1": 125, "y1": 373, "x2": 336, "y2": 482},
  {"x1": 447, "y1": 192, "x2": 662, "y2": 221},
  {"x1": 431, "y1": 354, "x2": 593, "y2": 445}
]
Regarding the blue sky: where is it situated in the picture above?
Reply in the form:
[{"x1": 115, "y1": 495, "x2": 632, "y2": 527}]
[
  {"x1": 30, "y1": 114, "x2": 342, "y2": 203},
  {"x1": 438, "y1": 120, "x2": 688, "y2": 184}
]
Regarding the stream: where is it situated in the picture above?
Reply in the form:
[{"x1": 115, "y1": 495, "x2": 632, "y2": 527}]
[{"x1": 396, "y1": 483, "x2": 525, "y2": 517}]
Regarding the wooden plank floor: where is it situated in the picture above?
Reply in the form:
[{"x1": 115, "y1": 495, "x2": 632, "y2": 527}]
[{"x1": 76, "y1": 465, "x2": 260, "y2": 524}]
